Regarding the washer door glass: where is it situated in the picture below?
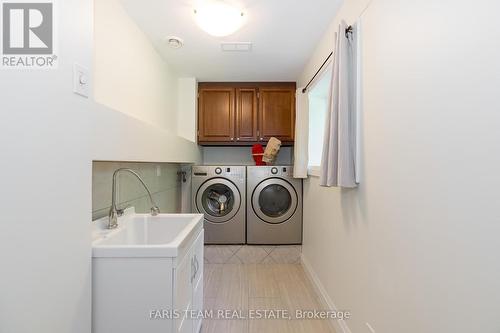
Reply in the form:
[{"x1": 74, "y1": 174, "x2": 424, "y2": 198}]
[
  {"x1": 259, "y1": 184, "x2": 292, "y2": 218},
  {"x1": 252, "y1": 178, "x2": 298, "y2": 224},
  {"x1": 202, "y1": 183, "x2": 234, "y2": 217},
  {"x1": 196, "y1": 178, "x2": 241, "y2": 223}
]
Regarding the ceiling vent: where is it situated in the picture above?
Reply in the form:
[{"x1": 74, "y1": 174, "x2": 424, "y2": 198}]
[
  {"x1": 221, "y1": 42, "x2": 252, "y2": 52},
  {"x1": 164, "y1": 36, "x2": 184, "y2": 49}
]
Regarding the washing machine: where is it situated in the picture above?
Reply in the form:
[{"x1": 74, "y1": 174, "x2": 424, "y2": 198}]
[
  {"x1": 192, "y1": 166, "x2": 245, "y2": 244},
  {"x1": 247, "y1": 166, "x2": 302, "y2": 244}
]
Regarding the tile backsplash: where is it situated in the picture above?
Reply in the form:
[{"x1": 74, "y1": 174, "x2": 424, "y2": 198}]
[{"x1": 92, "y1": 161, "x2": 183, "y2": 220}]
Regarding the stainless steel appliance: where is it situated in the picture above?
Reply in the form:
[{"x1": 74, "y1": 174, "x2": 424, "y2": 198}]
[
  {"x1": 192, "y1": 166, "x2": 246, "y2": 244},
  {"x1": 247, "y1": 166, "x2": 302, "y2": 244}
]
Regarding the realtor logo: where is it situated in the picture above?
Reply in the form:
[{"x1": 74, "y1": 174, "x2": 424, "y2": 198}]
[{"x1": 1, "y1": 0, "x2": 57, "y2": 68}]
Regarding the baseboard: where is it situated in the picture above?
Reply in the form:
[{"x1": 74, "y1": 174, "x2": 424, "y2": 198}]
[{"x1": 301, "y1": 254, "x2": 352, "y2": 333}]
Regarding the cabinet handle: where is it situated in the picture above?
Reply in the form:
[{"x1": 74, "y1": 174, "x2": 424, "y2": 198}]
[
  {"x1": 260, "y1": 137, "x2": 263, "y2": 141},
  {"x1": 236, "y1": 138, "x2": 240, "y2": 141},
  {"x1": 230, "y1": 137, "x2": 234, "y2": 141},
  {"x1": 194, "y1": 255, "x2": 199, "y2": 279},
  {"x1": 191, "y1": 257, "x2": 195, "y2": 283}
]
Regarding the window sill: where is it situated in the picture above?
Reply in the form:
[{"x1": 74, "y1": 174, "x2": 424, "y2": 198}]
[{"x1": 307, "y1": 166, "x2": 320, "y2": 178}]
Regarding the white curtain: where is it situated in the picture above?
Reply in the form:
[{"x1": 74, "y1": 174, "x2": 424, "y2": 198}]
[
  {"x1": 293, "y1": 88, "x2": 309, "y2": 178},
  {"x1": 319, "y1": 20, "x2": 358, "y2": 188}
]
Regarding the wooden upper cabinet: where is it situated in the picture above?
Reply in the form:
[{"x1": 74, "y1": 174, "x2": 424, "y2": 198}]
[
  {"x1": 197, "y1": 82, "x2": 296, "y2": 145},
  {"x1": 259, "y1": 87, "x2": 295, "y2": 143},
  {"x1": 198, "y1": 87, "x2": 235, "y2": 142},
  {"x1": 236, "y1": 88, "x2": 258, "y2": 142}
]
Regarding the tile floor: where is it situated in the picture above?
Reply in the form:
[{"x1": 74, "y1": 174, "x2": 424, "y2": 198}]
[
  {"x1": 204, "y1": 245, "x2": 302, "y2": 264},
  {"x1": 202, "y1": 254, "x2": 336, "y2": 333}
]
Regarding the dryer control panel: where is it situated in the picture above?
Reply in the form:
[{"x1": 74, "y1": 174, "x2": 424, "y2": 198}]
[
  {"x1": 247, "y1": 165, "x2": 294, "y2": 178},
  {"x1": 270, "y1": 166, "x2": 292, "y2": 176}
]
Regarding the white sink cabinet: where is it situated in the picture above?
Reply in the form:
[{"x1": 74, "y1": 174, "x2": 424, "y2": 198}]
[{"x1": 92, "y1": 209, "x2": 204, "y2": 333}]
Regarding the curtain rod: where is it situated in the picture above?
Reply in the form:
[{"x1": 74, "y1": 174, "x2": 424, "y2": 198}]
[
  {"x1": 301, "y1": 51, "x2": 333, "y2": 94},
  {"x1": 301, "y1": 26, "x2": 353, "y2": 94}
]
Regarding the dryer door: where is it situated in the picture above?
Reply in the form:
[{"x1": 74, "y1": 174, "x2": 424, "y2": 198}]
[
  {"x1": 252, "y1": 178, "x2": 298, "y2": 224},
  {"x1": 196, "y1": 178, "x2": 241, "y2": 223}
]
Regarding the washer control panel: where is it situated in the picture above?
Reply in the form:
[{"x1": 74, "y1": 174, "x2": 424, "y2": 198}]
[{"x1": 192, "y1": 166, "x2": 245, "y2": 180}]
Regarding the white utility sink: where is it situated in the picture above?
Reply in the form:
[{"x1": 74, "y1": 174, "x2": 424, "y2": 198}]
[
  {"x1": 92, "y1": 207, "x2": 205, "y2": 333},
  {"x1": 92, "y1": 208, "x2": 203, "y2": 258}
]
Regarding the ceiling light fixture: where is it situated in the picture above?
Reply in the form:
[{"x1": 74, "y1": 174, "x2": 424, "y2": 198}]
[{"x1": 194, "y1": 2, "x2": 245, "y2": 37}]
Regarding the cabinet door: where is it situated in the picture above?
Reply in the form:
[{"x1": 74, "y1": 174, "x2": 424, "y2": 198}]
[
  {"x1": 258, "y1": 87, "x2": 296, "y2": 143},
  {"x1": 235, "y1": 88, "x2": 258, "y2": 142},
  {"x1": 174, "y1": 252, "x2": 193, "y2": 333},
  {"x1": 198, "y1": 88, "x2": 235, "y2": 143},
  {"x1": 191, "y1": 230, "x2": 204, "y2": 333}
]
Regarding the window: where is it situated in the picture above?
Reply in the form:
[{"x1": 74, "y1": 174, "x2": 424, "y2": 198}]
[{"x1": 308, "y1": 64, "x2": 332, "y2": 175}]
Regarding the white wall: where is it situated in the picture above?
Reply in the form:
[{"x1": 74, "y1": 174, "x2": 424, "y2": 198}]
[
  {"x1": 0, "y1": 1, "x2": 93, "y2": 332},
  {"x1": 91, "y1": 101, "x2": 201, "y2": 163},
  {"x1": 91, "y1": 0, "x2": 201, "y2": 164},
  {"x1": 177, "y1": 77, "x2": 198, "y2": 142},
  {"x1": 300, "y1": 0, "x2": 500, "y2": 332},
  {"x1": 94, "y1": 0, "x2": 179, "y2": 132},
  {"x1": 91, "y1": 0, "x2": 200, "y2": 164},
  {"x1": 0, "y1": 0, "x2": 201, "y2": 332}
]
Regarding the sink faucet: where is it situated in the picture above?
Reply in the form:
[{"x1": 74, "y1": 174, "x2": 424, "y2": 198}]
[{"x1": 108, "y1": 168, "x2": 160, "y2": 229}]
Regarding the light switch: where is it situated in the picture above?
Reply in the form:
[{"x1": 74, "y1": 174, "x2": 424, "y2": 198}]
[{"x1": 73, "y1": 63, "x2": 89, "y2": 98}]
